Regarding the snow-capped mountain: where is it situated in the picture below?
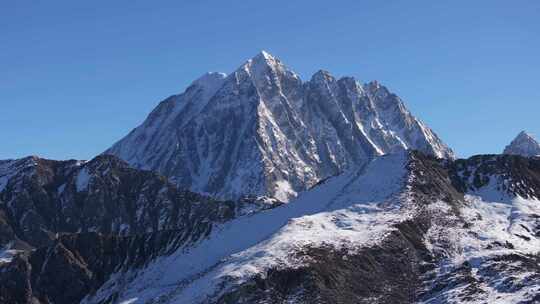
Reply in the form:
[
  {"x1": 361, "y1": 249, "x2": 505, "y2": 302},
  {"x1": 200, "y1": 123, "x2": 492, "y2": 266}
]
[
  {"x1": 105, "y1": 51, "x2": 454, "y2": 201},
  {"x1": 503, "y1": 131, "x2": 540, "y2": 157}
]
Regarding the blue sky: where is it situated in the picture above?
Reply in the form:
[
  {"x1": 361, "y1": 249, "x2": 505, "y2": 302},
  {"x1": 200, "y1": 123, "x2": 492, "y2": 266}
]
[{"x1": 2, "y1": 1, "x2": 539, "y2": 160}]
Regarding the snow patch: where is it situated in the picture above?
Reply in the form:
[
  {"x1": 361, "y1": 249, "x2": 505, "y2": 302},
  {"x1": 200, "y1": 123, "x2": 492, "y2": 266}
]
[
  {"x1": 422, "y1": 175, "x2": 540, "y2": 303},
  {"x1": 76, "y1": 167, "x2": 91, "y2": 192},
  {"x1": 0, "y1": 243, "x2": 19, "y2": 264}
]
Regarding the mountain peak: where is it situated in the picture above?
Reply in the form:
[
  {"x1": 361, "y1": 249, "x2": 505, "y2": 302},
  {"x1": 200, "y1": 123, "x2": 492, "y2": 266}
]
[
  {"x1": 503, "y1": 131, "x2": 540, "y2": 157},
  {"x1": 235, "y1": 51, "x2": 301, "y2": 91},
  {"x1": 253, "y1": 50, "x2": 274, "y2": 61},
  {"x1": 106, "y1": 53, "x2": 454, "y2": 200},
  {"x1": 245, "y1": 50, "x2": 280, "y2": 69},
  {"x1": 517, "y1": 130, "x2": 533, "y2": 139}
]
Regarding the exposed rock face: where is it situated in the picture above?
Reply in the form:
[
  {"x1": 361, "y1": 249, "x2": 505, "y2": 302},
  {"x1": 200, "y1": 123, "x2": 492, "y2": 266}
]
[
  {"x1": 503, "y1": 131, "x2": 540, "y2": 157},
  {"x1": 76, "y1": 152, "x2": 540, "y2": 304},
  {"x1": 0, "y1": 155, "x2": 236, "y2": 249},
  {"x1": 105, "y1": 51, "x2": 454, "y2": 201},
  {"x1": 0, "y1": 231, "x2": 197, "y2": 304}
]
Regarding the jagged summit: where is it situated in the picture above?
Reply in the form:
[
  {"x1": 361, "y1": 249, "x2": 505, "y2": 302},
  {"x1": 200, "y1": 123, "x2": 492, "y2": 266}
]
[
  {"x1": 251, "y1": 50, "x2": 275, "y2": 63},
  {"x1": 241, "y1": 50, "x2": 284, "y2": 71},
  {"x1": 235, "y1": 50, "x2": 301, "y2": 93},
  {"x1": 105, "y1": 52, "x2": 454, "y2": 201},
  {"x1": 503, "y1": 131, "x2": 540, "y2": 157}
]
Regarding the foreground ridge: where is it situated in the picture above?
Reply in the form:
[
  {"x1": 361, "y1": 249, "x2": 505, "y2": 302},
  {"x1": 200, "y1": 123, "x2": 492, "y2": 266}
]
[{"x1": 75, "y1": 152, "x2": 538, "y2": 304}]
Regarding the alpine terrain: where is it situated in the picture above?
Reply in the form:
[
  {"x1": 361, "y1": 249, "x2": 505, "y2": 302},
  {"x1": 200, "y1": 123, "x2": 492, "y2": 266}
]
[
  {"x1": 1, "y1": 53, "x2": 539, "y2": 304},
  {"x1": 105, "y1": 51, "x2": 454, "y2": 201}
]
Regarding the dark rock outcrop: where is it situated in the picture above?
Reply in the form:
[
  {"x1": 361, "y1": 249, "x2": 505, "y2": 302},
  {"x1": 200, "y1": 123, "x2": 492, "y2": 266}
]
[
  {"x1": 1, "y1": 230, "x2": 201, "y2": 304},
  {"x1": 0, "y1": 155, "x2": 239, "y2": 304},
  {"x1": 0, "y1": 155, "x2": 236, "y2": 249}
]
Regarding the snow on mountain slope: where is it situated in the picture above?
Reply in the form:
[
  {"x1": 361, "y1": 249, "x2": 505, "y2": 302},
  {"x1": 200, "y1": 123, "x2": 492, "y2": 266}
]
[
  {"x1": 105, "y1": 51, "x2": 454, "y2": 201},
  {"x1": 503, "y1": 131, "x2": 540, "y2": 157},
  {"x1": 83, "y1": 152, "x2": 414, "y2": 304},
  {"x1": 421, "y1": 163, "x2": 540, "y2": 303},
  {"x1": 103, "y1": 71, "x2": 227, "y2": 172}
]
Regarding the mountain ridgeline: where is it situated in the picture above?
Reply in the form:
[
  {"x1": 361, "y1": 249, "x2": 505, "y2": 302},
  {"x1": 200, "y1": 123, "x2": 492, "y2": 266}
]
[{"x1": 106, "y1": 51, "x2": 454, "y2": 201}]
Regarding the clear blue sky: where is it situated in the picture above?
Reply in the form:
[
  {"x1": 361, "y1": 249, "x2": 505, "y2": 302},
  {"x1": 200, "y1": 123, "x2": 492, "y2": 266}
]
[{"x1": 2, "y1": 1, "x2": 539, "y2": 160}]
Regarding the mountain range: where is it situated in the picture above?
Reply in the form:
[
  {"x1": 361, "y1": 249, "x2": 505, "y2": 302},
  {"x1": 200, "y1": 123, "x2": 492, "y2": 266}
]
[{"x1": 1, "y1": 52, "x2": 539, "y2": 304}]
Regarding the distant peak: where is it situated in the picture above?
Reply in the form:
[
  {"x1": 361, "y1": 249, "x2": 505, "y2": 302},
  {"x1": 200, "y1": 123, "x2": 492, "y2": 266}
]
[
  {"x1": 511, "y1": 131, "x2": 538, "y2": 144},
  {"x1": 504, "y1": 131, "x2": 540, "y2": 157},
  {"x1": 516, "y1": 130, "x2": 533, "y2": 139}
]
